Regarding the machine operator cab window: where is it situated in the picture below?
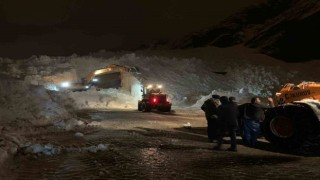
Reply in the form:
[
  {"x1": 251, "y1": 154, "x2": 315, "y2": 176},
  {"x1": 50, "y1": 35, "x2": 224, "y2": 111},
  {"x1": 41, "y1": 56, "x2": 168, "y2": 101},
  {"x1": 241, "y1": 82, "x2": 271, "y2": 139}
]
[
  {"x1": 150, "y1": 88, "x2": 162, "y2": 93},
  {"x1": 144, "y1": 84, "x2": 163, "y2": 94},
  {"x1": 282, "y1": 83, "x2": 298, "y2": 91},
  {"x1": 291, "y1": 86, "x2": 300, "y2": 90}
]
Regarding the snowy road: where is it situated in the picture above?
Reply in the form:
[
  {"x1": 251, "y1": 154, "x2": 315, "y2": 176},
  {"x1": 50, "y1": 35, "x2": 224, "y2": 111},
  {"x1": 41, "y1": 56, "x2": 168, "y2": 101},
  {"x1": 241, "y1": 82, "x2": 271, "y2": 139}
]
[{"x1": 2, "y1": 110, "x2": 320, "y2": 180}]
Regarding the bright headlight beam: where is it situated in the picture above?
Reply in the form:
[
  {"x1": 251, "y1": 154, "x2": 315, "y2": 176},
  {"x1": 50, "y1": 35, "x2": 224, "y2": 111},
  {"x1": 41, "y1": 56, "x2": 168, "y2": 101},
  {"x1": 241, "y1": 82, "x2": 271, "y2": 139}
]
[
  {"x1": 92, "y1": 78, "x2": 98, "y2": 82},
  {"x1": 61, "y1": 82, "x2": 70, "y2": 87},
  {"x1": 94, "y1": 71, "x2": 101, "y2": 75}
]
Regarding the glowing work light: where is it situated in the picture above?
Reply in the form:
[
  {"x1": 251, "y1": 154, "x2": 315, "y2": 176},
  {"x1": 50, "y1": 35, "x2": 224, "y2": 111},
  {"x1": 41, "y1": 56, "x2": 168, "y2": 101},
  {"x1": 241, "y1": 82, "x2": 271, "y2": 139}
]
[{"x1": 61, "y1": 82, "x2": 70, "y2": 87}]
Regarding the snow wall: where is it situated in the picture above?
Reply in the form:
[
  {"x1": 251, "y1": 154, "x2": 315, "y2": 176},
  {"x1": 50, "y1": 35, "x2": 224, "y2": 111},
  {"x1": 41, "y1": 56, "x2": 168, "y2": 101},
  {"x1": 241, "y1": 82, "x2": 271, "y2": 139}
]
[{"x1": 1, "y1": 46, "x2": 319, "y2": 124}]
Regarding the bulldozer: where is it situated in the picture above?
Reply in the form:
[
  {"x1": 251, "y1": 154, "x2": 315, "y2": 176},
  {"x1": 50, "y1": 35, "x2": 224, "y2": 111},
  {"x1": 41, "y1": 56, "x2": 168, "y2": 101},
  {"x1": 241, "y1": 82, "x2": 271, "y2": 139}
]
[
  {"x1": 59, "y1": 64, "x2": 139, "y2": 91},
  {"x1": 262, "y1": 81, "x2": 320, "y2": 152},
  {"x1": 138, "y1": 84, "x2": 172, "y2": 112}
]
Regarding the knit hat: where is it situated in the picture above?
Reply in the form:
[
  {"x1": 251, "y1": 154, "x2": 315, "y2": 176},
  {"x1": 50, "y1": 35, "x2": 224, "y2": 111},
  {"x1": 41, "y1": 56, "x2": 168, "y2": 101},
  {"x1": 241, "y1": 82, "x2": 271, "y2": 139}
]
[
  {"x1": 229, "y1": 96, "x2": 236, "y2": 102},
  {"x1": 212, "y1": 94, "x2": 220, "y2": 99}
]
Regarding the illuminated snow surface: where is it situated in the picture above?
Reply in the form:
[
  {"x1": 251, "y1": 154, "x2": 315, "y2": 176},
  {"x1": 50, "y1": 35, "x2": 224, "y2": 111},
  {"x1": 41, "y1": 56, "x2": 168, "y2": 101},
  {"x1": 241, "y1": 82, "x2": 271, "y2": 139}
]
[{"x1": 0, "y1": 45, "x2": 319, "y2": 122}]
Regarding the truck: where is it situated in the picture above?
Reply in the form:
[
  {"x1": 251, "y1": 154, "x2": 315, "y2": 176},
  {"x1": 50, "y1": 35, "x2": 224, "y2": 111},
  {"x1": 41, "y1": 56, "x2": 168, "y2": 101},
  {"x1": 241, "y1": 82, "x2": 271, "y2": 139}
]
[{"x1": 138, "y1": 84, "x2": 172, "y2": 112}]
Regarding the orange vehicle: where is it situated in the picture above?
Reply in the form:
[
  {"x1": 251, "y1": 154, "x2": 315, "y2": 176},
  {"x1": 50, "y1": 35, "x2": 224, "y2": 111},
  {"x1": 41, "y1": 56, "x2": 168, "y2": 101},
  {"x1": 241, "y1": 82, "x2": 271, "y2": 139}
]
[
  {"x1": 262, "y1": 81, "x2": 320, "y2": 152},
  {"x1": 83, "y1": 64, "x2": 139, "y2": 90},
  {"x1": 59, "y1": 64, "x2": 139, "y2": 91},
  {"x1": 274, "y1": 82, "x2": 320, "y2": 105}
]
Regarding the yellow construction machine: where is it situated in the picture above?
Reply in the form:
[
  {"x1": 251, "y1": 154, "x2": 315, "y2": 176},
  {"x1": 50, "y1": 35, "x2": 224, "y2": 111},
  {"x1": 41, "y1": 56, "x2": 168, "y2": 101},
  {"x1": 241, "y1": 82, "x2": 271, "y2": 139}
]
[
  {"x1": 263, "y1": 81, "x2": 320, "y2": 152},
  {"x1": 274, "y1": 82, "x2": 320, "y2": 105},
  {"x1": 59, "y1": 64, "x2": 139, "y2": 91}
]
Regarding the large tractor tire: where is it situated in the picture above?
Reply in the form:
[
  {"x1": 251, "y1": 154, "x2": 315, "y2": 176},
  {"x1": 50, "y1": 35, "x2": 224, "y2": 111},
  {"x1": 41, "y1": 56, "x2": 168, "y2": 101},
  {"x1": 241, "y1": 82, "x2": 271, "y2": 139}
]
[
  {"x1": 157, "y1": 106, "x2": 171, "y2": 112},
  {"x1": 141, "y1": 102, "x2": 151, "y2": 112},
  {"x1": 163, "y1": 106, "x2": 171, "y2": 112},
  {"x1": 262, "y1": 104, "x2": 320, "y2": 152}
]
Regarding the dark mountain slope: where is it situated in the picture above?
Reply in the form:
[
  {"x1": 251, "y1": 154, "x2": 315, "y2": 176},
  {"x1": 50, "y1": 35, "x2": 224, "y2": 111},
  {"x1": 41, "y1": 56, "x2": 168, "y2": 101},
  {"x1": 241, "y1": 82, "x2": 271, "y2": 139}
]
[{"x1": 161, "y1": 0, "x2": 320, "y2": 62}]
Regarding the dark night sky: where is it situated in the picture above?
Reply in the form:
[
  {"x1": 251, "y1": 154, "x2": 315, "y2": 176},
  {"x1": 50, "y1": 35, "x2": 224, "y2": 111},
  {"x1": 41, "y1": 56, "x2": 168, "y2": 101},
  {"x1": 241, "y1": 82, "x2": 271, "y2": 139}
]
[{"x1": 0, "y1": 0, "x2": 263, "y2": 58}]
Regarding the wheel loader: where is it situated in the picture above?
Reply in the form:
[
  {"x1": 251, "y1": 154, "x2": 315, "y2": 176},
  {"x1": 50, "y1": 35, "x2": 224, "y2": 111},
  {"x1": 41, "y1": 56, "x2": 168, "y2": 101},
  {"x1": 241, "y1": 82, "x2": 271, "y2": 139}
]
[
  {"x1": 138, "y1": 84, "x2": 172, "y2": 112},
  {"x1": 262, "y1": 81, "x2": 320, "y2": 152}
]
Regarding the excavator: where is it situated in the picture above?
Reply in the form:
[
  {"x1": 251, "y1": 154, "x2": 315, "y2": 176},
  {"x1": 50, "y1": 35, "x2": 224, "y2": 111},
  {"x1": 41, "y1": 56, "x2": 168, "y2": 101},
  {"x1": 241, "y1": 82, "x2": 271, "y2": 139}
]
[
  {"x1": 262, "y1": 81, "x2": 320, "y2": 152},
  {"x1": 59, "y1": 64, "x2": 140, "y2": 91}
]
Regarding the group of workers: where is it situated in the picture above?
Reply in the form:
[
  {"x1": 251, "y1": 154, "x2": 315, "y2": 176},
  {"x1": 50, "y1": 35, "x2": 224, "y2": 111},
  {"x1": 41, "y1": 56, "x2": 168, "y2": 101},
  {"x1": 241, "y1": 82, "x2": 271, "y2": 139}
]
[{"x1": 201, "y1": 95, "x2": 274, "y2": 152}]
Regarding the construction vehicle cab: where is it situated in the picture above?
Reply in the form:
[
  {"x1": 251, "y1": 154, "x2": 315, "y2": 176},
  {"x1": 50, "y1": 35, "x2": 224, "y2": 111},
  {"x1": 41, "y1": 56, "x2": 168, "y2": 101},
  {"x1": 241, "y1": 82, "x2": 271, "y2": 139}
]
[
  {"x1": 59, "y1": 64, "x2": 139, "y2": 91},
  {"x1": 85, "y1": 64, "x2": 139, "y2": 90},
  {"x1": 138, "y1": 84, "x2": 172, "y2": 112}
]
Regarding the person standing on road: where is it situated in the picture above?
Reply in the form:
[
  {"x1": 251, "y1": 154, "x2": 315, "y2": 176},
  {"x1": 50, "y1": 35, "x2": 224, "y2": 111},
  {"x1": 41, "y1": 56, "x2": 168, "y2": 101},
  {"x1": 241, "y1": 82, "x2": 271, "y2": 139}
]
[
  {"x1": 214, "y1": 96, "x2": 238, "y2": 151},
  {"x1": 201, "y1": 94, "x2": 221, "y2": 143},
  {"x1": 242, "y1": 97, "x2": 274, "y2": 147},
  {"x1": 229, "y1": 96, "x2": 238, "y2": 112}
]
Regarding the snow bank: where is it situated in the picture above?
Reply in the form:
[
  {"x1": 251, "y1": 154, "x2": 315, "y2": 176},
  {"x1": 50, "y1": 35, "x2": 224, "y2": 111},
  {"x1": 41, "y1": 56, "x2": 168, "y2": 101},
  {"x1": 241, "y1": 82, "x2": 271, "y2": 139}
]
[
  {"x1": 0, "y1": 132, "x2": 26, "y2": 165},
  {"x1": 65, "y1": 144, "x2": 109, "y2": 153},
  {"x1": 23, "y1": 143, "x2": 61, "y2": 156},
  {"x1": 50, "y1": 53, "x2": 260, "y2": 107},
  {"x1": 62, "y1": 49, "x2": 313, "y2": 107},
  {"x1": 53, "y1": 118, "x2": 84, "y2": 130},
  {"x1": 0, "y1": 76, "x2": 74, "y2": 126},
  {"x1": 68, "y1": 87, "x2": 140, "y2": 109},
  {"x1": 1, "y1": 46, "x2": 318, "y2": 114},
  {"x1": 19, "y1": 142, "x2": 109, "y2": 156}
]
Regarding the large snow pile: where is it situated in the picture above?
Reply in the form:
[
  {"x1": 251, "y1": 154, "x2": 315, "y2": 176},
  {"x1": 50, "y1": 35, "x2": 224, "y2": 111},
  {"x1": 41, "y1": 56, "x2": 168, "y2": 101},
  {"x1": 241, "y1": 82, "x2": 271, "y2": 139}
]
[
  {"x1": 0, "y1": 75, "x2": 74, "y2": 126},
  {"x1": 2, "y1": 45, "x2": 318, "y2": 113},
  {"x1": 61, "y1": 51, "x2": 303, "y2": 107}
]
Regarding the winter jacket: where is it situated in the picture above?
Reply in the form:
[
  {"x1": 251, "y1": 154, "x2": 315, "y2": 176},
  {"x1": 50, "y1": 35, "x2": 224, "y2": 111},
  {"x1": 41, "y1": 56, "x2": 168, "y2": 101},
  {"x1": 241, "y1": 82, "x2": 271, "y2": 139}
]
[
  {"x1": 244, "y1": 102, "x2": 274, "y2": 122},
  {"x1": 219, "y1": 102, "x2": 238, "y2": 129},
  {"x1": 201, "y1": 98, "x2": 220, "y2": 121}
]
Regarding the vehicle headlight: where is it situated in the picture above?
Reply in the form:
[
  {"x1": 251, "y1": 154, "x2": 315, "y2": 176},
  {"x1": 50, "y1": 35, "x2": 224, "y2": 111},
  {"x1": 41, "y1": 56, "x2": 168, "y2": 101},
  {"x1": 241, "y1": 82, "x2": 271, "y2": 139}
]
[
  {"x1": 85, "y1": 85, "x2": 90, "y2": 89},
  {"x1": 92, "y1": 78, "x2": 98, "y2": 82},
  {"x1": 157, "y1": 85, "x2": 162, "y2": 88},
  {"x1": 61, "y1": 82, "x2": 70, "y2": 87}
]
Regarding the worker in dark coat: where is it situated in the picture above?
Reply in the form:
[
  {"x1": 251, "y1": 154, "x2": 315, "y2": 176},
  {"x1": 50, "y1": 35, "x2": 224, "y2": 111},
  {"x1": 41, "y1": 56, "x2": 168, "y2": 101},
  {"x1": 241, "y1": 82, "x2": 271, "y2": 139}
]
[
  {"x1": 201, "y1": 94, "x2": 221, "y2": 143},
  {"x1": 242, "y1": 97, "x2": 274, "y2": 147},
  {"x1": 229, "y1": 96, "x2": 238, "y2": 116},
  {"x1": 214, "y1": 96, "x2": 238, "y2": 151}
]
